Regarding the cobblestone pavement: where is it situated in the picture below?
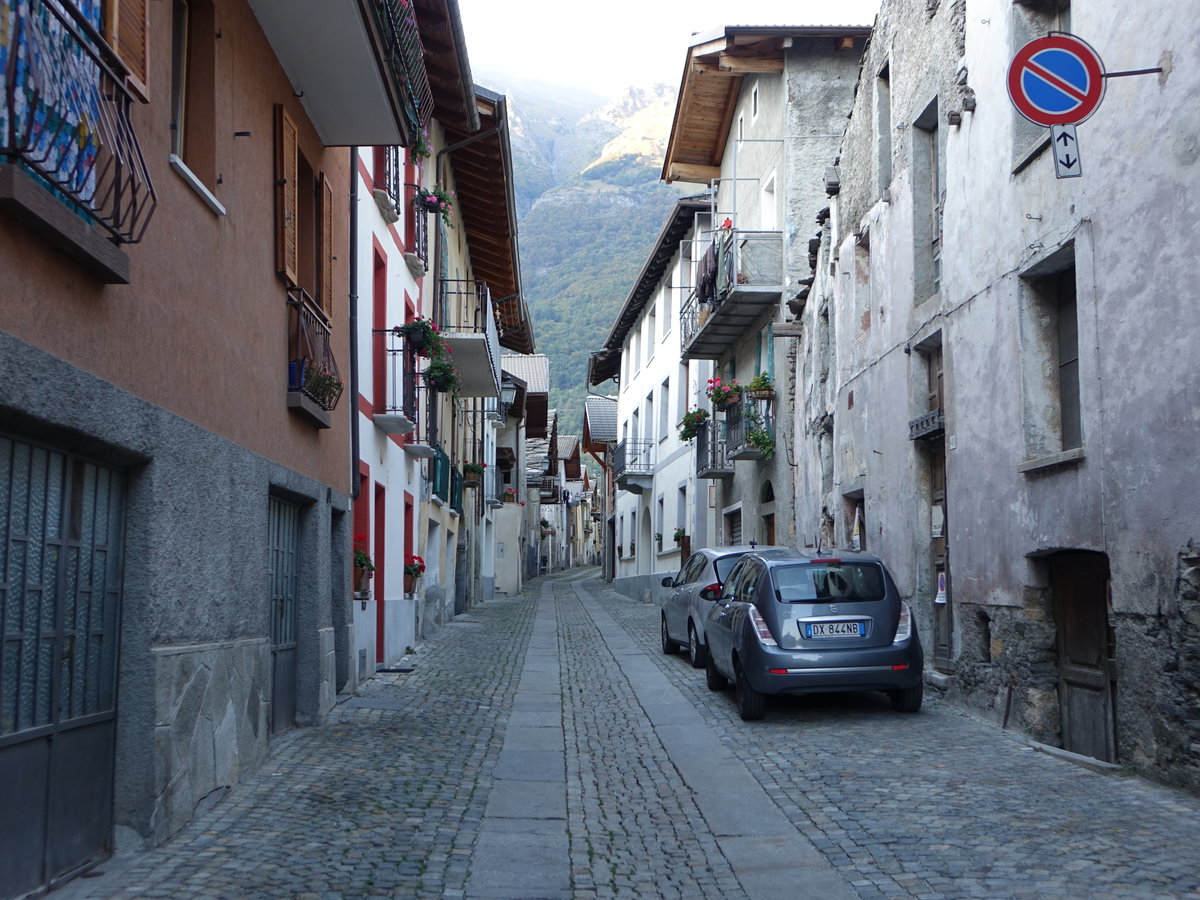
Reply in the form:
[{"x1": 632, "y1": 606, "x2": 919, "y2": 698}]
[{"x1": 57, "y1": 570, "x2": 1200, "y2": 900}]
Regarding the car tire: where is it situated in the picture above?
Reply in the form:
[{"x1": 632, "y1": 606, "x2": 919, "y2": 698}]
[
  {"x1": 705, "y1": 651, "x2": 727, "y2": 691},
  {"x1": 734, "y1": 659, "x2": 765, "y2": 721},
  {"x1": 688, "y1": 623, "x2": 707, "y2": 669},
  {"x1": 660, "y1": 614, "x2": 679, "y2": 654},
  {"x1": 890, "y1": 681, "x2": 923, "y2": 713}
]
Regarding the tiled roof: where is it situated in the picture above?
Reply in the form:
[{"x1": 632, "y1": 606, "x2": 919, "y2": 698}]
[
  {"x1": 502, "y1": 354, "x2": 549, "y2": 393},
  {"x1": 583, "y1": 395, "x2": 618, "y2": 443},
  {"x1": 556, "y1": 435, "x2": 579, "y2": 460}
]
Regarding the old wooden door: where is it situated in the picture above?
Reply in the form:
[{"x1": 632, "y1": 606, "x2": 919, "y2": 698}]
[{"x1": 1050, "y1": 551, "x2": 1117, "y2": 762}]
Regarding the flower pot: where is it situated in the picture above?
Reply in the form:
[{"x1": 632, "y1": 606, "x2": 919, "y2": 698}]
[
  {"x1": 748, "y1": 389, "x2": 775, "y2": 400},
  {"x1": 404, "y1": 328, "x2": 427, "y2": 352},
  {"x1": 404, "y1": 572, "x2": 415, "y2": 594},
  {"x1": 463, "y1": 476, "x2": 481, "y2": 488},
  {"x1": 354, "y1": 566, "x2": 371, "y2": 592},
  {"x1": 719, "y1": 394, "x2": 742, "y2": 409}
]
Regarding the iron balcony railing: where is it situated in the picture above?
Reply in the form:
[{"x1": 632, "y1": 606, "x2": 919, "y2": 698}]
[
  {"x1": 484, "y1": 463, "x2": 503, "y2": 508},
  {"x1": 909, "y1": 408, "x2": 946, "y2": 441},
  {"x1": 725, "y1": 397, "x2": 775, "y2": 462},
  {"x1": 432, "y1": 446, "x2": 450, "y2": 503},
  {"x1": 716, "y1": 229, "x2": 782, "y2": 298},
  {"x1": 438, "y1": 278, "x2": 501, "y2": 397},
  {"x1": 287, "y1": 287, "x2": 343, "y2": 411},
  {"x1": 695, "y1": 418, "x2": 734, "y2": 478},
  {"x1": 680, "y1": 230, "x2": 782, "y2": 357},
  {"x1": 373, "y1": 327, "x2": 420, "y2": 432},
  {"x1": 372, "y1": 0, "x2": 433, "y2": 138},
  {"x1": 613, "y1": 439, "x2": 654, "y2": 481},
  {"x1": 1, "y1": 0, "x2": 156, "y2": 242}
]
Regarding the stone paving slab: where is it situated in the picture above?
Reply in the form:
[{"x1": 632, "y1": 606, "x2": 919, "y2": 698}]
[{"x1": 50, "y1": 569, "x2": 1200, "y2": 900}]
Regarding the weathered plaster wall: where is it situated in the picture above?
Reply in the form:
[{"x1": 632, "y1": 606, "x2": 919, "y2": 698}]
[{"x1": 798, "y1": 0, "x2": 1200, "y2": 790}]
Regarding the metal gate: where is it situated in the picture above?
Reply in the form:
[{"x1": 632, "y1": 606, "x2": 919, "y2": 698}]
[
  {"x1": 269, "y1": 497, "x2": 299, "y2": 735},
  {"x1": 0, "y1": 435, "x2": 126, "y2": 898}
]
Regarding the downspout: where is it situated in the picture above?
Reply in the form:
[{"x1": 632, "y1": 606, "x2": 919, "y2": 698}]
[{"x1": 349, "y1": 147, "x2": 361, "y2": 501}]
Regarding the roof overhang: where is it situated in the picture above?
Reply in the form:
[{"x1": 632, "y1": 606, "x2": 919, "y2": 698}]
[{"x1": 662, "y1": 26, "x2": 871, "y2": 184}]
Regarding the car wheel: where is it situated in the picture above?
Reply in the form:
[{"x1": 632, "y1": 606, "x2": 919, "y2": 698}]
[
  {"x1": 734, "y1": 659, "x2": 765, "y2": 721},
  {"x1": 705, "y1": 651, "x2": 727, "y2": 691},
  {"x1": 890, "y1": 681, "x2": 924, "y2": 713},
  {"x1": 660, "y1": 614, "x2": 679, "y2": 654},
  {"x1": 688, "y1": 623, "x2": 707, "y2": 669}
]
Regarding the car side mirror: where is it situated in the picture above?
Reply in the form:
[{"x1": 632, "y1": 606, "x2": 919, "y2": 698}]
[{"x1": 661, "y1": 576, "x2": 674, "y2": 588}]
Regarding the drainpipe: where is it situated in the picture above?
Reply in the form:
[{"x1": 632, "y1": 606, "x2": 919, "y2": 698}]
[{"x1": 349, "y1": 147, "x2": 361, "y2": 501}]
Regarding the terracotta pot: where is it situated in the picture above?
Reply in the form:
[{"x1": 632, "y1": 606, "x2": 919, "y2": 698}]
[{"x1": 404, "y1": 572, "x2": 415, "y2": 594}]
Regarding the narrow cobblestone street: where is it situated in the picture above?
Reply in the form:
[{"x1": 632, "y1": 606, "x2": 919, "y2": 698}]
[{"x1": 59, "y1": 570, "x2": 1200, "y2": 900}]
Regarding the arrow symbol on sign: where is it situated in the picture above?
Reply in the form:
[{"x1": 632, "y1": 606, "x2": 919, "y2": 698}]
[{"x1": 1050, "y1": 124, "x2": 1082, "y2": 179}]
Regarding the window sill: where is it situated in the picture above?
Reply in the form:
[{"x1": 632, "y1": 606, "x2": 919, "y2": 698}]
[
  {"x1": 0, "y1": 163, "x2": 130, "y2": 283},
  {"x1": 169, "y1": 154, "x2": 226, "y2": 216},
  {"x1": 1018, "y1": 445, "x2": 1085, "y2": 474}
]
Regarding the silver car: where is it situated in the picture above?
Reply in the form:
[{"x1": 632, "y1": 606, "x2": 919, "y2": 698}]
[
  {"x1": 659, "y1": 545, "x2": 787, "y2": 668},
  {"x1": 704, "y1": 549, "x2": 924, "y2": 720}
]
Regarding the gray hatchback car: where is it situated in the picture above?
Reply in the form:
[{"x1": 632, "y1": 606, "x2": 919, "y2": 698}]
[
  {"x1": 703, "y1": 549, "x2": 924, "y2": 720},
  {"x1": 659, "y1": 545, "x2": 786, "y2": 668}
]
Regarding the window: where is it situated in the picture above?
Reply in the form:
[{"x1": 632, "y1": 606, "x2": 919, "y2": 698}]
[
  {"x1": 170, "y1": 0, "x2": 219, "y2": 204},
  {"x1": 1011, "y1": 0, "x2": 1072, "y2": 165},
  {"x1": 760, "y1": 173, "x2": 777, "y2": 231},
  {"x1": 677, "y1": 363, "x2": 689, "y2": 421},
  {"x1": 647, "y1": 303, "x2": 656, "y2": 359},
  {"x1": 659, "y1": 379, "x2": 670, "y2": 440},
  {"x1": 912, "y1": 98, "x2": 943, "y2": 302},
  {"x1": 751, "y1": 83, "x2": 759, "y2": 120},
  {"x1": 1018, "y1": 249, "x2": 1083, "y2": 463},
  {"x1": 876, "y1": 63, "x2": 893, "y2": 194}
]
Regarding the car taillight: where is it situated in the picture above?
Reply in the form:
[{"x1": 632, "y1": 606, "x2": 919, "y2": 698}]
[
  {"x1": 748, "y1": 606, "x2": 778, "y2": 647},
  {"x1": 894, "y1": 601, "x2": 912, "y2": 643},
  {"x1": 703, "y1": 583, "x2": 721, "y2": 594}
]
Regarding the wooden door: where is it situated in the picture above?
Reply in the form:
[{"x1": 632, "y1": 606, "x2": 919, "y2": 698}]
[{"x1": 1050, "y1": 552, "x2": 1116, "y2": 762}]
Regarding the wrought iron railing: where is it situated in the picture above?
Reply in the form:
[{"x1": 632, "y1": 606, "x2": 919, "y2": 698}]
[
  {"x1": 716, "y1": 230, "x2": 783, "y2": 299},
  {"x1": 696, "y1": 418, "x2": 733, "y2": 477},
  {"x1": 909, "y1": 408, "x2": 945, "y2": 441},
  {"x1": 1, "y1": 0, "x2": 156, "y2": 242},
  {"x1": 432, "y1": 446, "x2": 450, "y2": 503},
  {"x1": 680, "y1": 287, "x2": 702, "y2": 351},
  {"x1": 484, "y1": 462, "x2": 503, "y2": 508},
  {"x1": 725, "y1": 397, "x2": 775, "y2": 461},
  {"x1": 287, "y1": 287, "x2": 343, "y2": 410},
  {"x1": 613, "y1": 439, "x2": 654, "y2": 480},
  {"x1": 372, "y1": 0, "x2": 433, "y2": 137},
  {"x1": 438, "y1": 278, "x2": 501, "y2": 396},
  {"x1": 375, "y1": 326, "x2": 419, "y2": 420}
]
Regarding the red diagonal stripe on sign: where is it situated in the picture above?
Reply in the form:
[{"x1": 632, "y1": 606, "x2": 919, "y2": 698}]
[{"x1": 1025, "y1": 56, "x2": 1089, "y2": 103}]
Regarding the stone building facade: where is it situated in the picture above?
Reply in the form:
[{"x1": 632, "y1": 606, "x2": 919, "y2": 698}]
[{"x1": 793, "y1": 0, "x2": 1200, "y2": 790}]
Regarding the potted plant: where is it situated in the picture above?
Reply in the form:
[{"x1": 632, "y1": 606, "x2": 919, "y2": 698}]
[
  {"x1": 617, "y1": 543, "x2": 624, "y2": 557},
  {"x1": 403, "y1": 554, "x2": 425, "y2": 594},
  {"x1": 502, "y1": 487, "x2": 518, "y2": 502},
  {"x1": 746, "y1": 425, "x2": 776, "y2": 461},
  {"x1": 463, "y1": 462, "x2": 485, "y2": 485},
  {"x1": 747, "y1": 371, "x2": 775, "y2": 399},
  {"x1": 423, "y1": 354, "x2": 460, "y2": 393},
  {"x1": 395, "y1": 318, "x2": 441, "y2": 357},
  {"x1": 409, "y1": 127, "x2": 431, "y2": 161},
  {"x1": 304, "y1": 363, "x2": 343, "y2": 410},
  {"x1": 414, "y1": 185, "x2": 455, "y2": 228},
  {"x1": 705, "y1": 376, "x2": 742, "y2": 408},
  {"x1": 353, "y1": 533, "x2": 374, "y2": 598},
  {"x1": 673, "y1": 527, "x2": 686, "y2": 543},
  {"x1": 629, "y1": 541, "x2": 636, "y2": 555},
  {"x1": 540, "y1": 518, "x2": 553, "y2": 536},
  {"x1": 655, "y1": 532, "x2": 663, "y2": 550},
  {"x1": 678, "y1": 408, "x2": 710, "y2": 441}
]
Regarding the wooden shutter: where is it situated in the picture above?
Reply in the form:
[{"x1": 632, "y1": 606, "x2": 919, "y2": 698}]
[
  {"x1": 275, "y1": 106, "x2": 299, "y2": 286},
  {"x1": 320, "y1": 172, "x2": 334, "y2": 317},
  {"x1": 105, "y1": 0, "x2": 149, "y2": 99}
]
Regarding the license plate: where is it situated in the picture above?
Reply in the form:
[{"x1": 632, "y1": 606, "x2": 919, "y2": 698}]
[{"x1": 806, "y1": 621, "x2": 865, "y2": 639}]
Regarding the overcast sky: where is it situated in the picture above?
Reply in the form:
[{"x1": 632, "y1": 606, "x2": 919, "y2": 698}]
[{"x1": 457, "y1": 0, "x2": 882, "y2": 97}]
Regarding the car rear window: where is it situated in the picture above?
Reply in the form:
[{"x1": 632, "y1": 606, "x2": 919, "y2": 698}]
[
  {"x1": 714, "y1": 553, "x2": 748, "y2": 582},
  {"x1": 772, "y1": 562, "x2": 885, "y2": 603}
]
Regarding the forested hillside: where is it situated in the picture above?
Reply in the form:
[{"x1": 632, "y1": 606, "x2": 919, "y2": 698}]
[{"x1": 477, "y1": 74, "x2": 687, "y2": 437}]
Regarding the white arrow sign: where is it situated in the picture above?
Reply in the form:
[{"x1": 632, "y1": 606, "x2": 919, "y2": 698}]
[{"x1": 1051, "y1": 124, "x2": 1082, "y2": 178}]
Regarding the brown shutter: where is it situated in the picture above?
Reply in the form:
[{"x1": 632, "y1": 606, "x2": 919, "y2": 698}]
[
  {"x1": 320, "y1": 172, "x2": 334, "y2": 318},
  {"x1": 105, "y1": 0, "x2": 149, "y2": 99},
  {"x1": 275, "y1": 106, "x2": 299, "y2": 286}
]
